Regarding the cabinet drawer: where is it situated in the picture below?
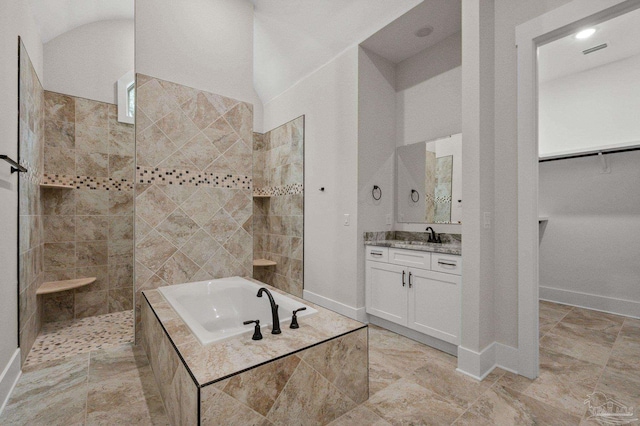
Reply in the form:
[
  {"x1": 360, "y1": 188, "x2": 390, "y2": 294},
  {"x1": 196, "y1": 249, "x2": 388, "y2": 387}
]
[
  {"x1": 389, "y1": 248, "x2": 430, "y2": 268},
  {"x1": 366, "y1": 246, "x2": 388, "y2": 262},
  {"x1": 431, "y1": 253, "x2": 462, "y2": 275}
]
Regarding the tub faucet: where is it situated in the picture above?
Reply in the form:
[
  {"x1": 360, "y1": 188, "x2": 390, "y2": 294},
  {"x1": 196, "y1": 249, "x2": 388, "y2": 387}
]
[
  {"x1": 257, "y1": 288, "x2": 281, "y2": 334},
  {"x1": 425, "y1": 226, "x2": 441, "y2": 243}
]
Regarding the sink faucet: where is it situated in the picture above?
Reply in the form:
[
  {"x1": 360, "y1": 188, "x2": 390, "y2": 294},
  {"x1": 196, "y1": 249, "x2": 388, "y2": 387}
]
[
  {"x1": 257, "y1": 288, "x2": 281, "y2": 334},
  {"x1": 425, "y1": 227, "x2": 442, "y2": 243}
]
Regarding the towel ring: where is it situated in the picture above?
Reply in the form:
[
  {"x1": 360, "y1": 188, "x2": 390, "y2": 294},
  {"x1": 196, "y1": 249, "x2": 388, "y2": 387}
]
[
  {"x1": 411, "y1": 189, "x2": 419, "y2": 203},
  {"x1": 372, "y1": 185, "x2": 382, "y2": 201}
]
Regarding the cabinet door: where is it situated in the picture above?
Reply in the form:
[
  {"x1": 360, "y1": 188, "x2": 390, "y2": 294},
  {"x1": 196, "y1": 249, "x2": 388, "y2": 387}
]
[
  {"x1": 407, "y1": 267, "x2": 460, "y2": 345},
  {"x1": 365, "y1": 262, "x2": 407, "y2": 326}
]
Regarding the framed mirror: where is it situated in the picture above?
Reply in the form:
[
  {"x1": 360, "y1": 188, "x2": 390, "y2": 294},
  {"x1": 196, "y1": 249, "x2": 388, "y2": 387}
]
[{"x1": 396, "y1": 133, "x2": 462, "y2": 224}]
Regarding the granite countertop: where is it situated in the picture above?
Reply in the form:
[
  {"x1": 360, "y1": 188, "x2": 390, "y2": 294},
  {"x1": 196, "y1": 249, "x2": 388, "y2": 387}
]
[
  {"x1": 142, "y1": 279, "x2": 366, "y2": 386},
  {"x1": 365, "y1": 239, "x2": 461, "y2": 256},
  {"x1": 364, "y1": 230, "x2": 462, "y2": 256}
]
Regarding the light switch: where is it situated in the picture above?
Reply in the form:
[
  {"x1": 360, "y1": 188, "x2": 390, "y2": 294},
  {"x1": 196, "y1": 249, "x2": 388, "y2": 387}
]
[{"x1": 344, "y1": 214, "x2": 350, "y2": 226}]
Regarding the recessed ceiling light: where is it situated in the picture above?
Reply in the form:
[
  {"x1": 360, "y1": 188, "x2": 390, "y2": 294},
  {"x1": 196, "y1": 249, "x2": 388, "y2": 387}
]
[
  {"x1": 415, "y1": 26, "x2": 433, "y2": 38},
  {"x1": 575, "y1": 28, "x2": 596, "y2": 39}
]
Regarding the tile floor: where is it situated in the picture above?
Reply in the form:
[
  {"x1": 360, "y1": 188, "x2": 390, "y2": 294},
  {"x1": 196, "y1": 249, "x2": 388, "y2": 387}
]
[
  {"x1": 24, "y1": 310, "x2": 134, "y2": 368},
  {"x1": 2, "y1": 301, "x2": 639, "y2": 425}
]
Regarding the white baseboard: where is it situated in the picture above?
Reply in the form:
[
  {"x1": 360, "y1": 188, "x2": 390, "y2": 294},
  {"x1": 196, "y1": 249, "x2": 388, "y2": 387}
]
[
  {"x1": 457, "y1": 342, "x2": 519, "y2": 380},
  {"x1": 303, "y1": 290, "x2": 367, "y2": 322},
  {"x1": 0, "y1": 349, "x2": 21, "y2": 415},
  {"x1": 540, "y1": 286, "x2": 640, "y2": 319}
]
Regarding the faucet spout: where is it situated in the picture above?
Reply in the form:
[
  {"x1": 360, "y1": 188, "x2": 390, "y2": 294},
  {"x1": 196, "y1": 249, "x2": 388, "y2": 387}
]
[
  {"x1": 257, "y1": 288, "x2": 281, "y2": 334},
  {"x1": 425, "y1": 226, "x2": 441, "y2": 243}
]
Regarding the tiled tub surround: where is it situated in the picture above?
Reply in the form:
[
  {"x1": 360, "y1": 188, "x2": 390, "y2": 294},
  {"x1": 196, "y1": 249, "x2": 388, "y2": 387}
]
[
  {"x1": 41, "y1": 90, "x2": 135, "y2": 323},
  {"x1": 364, "y1": 231, "x2": 462, "y2": 255},
  {"x1": 253, "y1": 116, "x2": 304, "y2": 298},
  {"x1": 141, "y1": 280, "x2": 368, "y2": 425},
  {"x1": 18, "y1": 40, "x2": 45, "y2": 364},
  {"x1": 134, "y1": 74, "x2": 254, "y2": 340}
]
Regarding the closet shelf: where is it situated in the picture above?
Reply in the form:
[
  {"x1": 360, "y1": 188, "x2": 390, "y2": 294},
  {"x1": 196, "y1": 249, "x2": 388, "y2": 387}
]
[
  {"x1": 253, "y1": 259, "x2": 277, "y2": 267},
  {"x1": 36, "y1": 277, "x2": 96, "y2": 295},
  {"x1": 40, "y1": 183, "x2": 75, "y2": 189}
]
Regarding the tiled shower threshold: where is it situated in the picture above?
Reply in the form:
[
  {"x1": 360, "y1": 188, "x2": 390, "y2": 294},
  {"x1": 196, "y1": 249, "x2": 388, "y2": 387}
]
[{"x1": 24, "y1": 310, "x2": 134, "y2": 368}]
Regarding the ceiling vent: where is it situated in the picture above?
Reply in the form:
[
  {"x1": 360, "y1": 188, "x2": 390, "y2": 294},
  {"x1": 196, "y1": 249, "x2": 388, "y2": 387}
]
[{"x1": 582, "y1": 43, "x2": 608, "y2": 55}]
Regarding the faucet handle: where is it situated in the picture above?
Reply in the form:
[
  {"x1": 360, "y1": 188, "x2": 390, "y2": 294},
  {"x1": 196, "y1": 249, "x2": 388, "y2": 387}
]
[
  {"x1": 290, "y1": 307, "x2": 307, "y2": 329},
  {"x1": 243, "y1": 320, "x2": 263, "y2": 340}
]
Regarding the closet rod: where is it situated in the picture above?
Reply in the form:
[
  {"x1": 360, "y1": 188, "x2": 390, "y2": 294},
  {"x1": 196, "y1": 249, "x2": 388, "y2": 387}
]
[{"x1": 539, "y1": 146, "x2": 640, "y2": 163}]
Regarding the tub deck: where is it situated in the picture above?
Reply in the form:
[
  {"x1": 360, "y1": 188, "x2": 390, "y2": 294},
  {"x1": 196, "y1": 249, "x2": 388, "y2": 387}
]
[{"x1": 141, "y1": 278, "x2": 369, "y2": 425}]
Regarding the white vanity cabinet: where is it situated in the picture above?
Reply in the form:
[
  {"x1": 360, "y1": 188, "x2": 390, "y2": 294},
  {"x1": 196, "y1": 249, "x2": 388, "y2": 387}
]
[{"x1": 365, "y1": 246, "x2": 461, "y2": 345}]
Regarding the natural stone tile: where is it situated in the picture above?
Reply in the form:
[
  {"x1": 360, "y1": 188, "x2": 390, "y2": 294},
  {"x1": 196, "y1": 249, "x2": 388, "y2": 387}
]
[
  {"x1": 108, "y1": 239, "x2": 133, "y2": 266},
  {"x1": 366, "y1": 378, "x2": 465, "y2": 425},
  {"x1": 44, "y1": 146, "x2": 75, "y2": 175},
  {"x1": 76, "y1": 189, "x2": 109, "y2": 216},
  {"x1": 75, "y1": 215, "x2": 109, "y2": 241},
  {"x1": 108, "y1": 287, "x2": 133, "y2": 313},
  {"x1": 181, "y1": 229, "x2": 221, "y2": 267},
  {"x1": 109, "y1": 263, "x2": 133, "y2": 289},
  {"x1": 181, "y1": 91, "x2": 221, "y2": 130},
  {"x1": 136, "y1": 229, "x2": 177, "y2": 272},
  {"x1": 1, "y1": 353, "x2": 89, "y2": 425},
  {"x1": 540, "y1": 322, "x2": 617, "y2": 365},
  {"x1": 45, "y1": 91, "x2": 75, "y2": 124},
  {"x1": 455, "y1": 383, "x2": 582, "y2": 425},
  {"x1": 108, "y1": 128, "x2": 134, "y2": 156},
  {"x1": 155, "y1": 208, "x2": 198, "y2": 249},
  {"x1": 75, "y1": 97, "x2": 108, "y2": 128},
  {"x1": 108, "y1": 215, "x2": 133, "y2": 240},
  {"x1": 136, "y1": 124, "x2": 179, "y2": 168},
  {"x1": 202, "y1": 391, "x2": 270, "y2": 426},
  {"x1": 181, "y1": 132, "x2": 221, "y2": 170},
  {"x1": 136, "y1": 185, "x2": 179, "y2": 228},
  {"x1": 328, "y1": 405, "x2": 391, "y2": 426},
  {"x1": 42, "y1": 291, "x2": 74, "y2": 322},
  {"x1": 223, "y1": 102, "x2": 253, "y2": 143},
  {"x1": 561, "y1": 307, "x2": 624, "y2": 336},
  {"x1": 205, "y1": 209, "x2": 240, "y2": 244},
  {"x1": 180, "y1": 188, "x2": 220, "y2": 227},
  {"x1": 76, "y1": 241, "x2": 108, "y2": 267},
  {"x1": 155, "y1": 108, "x2": 200, "y2": 148},
  {"x1": 44, "y1": 242, "x2": 76, "y2": 270},
  {"x1": 267, "y1": 360, "x2": 356, "y2": 425},
  {"x1": 108, "y1": 154, "x2": 134, "y2": 180},
  {"x1": 222, "y1": 353, "x2": 301, "y2": 416},
  {"x1": 109, "y1": 190, "x2": 133, "y2": 216},
  {"x1": 75, "y1": 290, "x2": 108, "y2": 319},
  {"x1": 136, "y1": 79, "x2": 178, "y2": 122},
  {"x1": 223, "y1": 228, "x2": 253, "y2": 264},
  {"x1": 75, "y1": 124, "x2": 108, "y2": 154},
  {"x1": 43, "y1": 215, "x2": 75, "y2": 243},
  {"x1": 156, "y1": 251, "x2": 199, "y2": 285},
  {"x1": 203, "y1": 117, "x2": 240, "y2": 154},
  {"x1": 45, "y1": 119, "x2": 75, "y2": 149},
  {"x1": 75, "y1": 265, "x2": 109, "y2": 294}
]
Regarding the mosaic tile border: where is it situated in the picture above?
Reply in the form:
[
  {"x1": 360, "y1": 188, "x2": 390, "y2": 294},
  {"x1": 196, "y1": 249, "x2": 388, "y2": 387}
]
[
  {"x1": 253, "y1": 183, "x2": 303, "y2": 197},
  {"x1": 42, "y1": 173, "x2": 134, "y2": 191},
  {"x1": 136, "y1": 166, "x2": 251, "y2": 190}
]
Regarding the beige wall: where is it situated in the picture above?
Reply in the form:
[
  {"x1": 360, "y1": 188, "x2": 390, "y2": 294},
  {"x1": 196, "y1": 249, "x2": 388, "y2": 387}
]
[
  {"x1": 134, "y1": 74, "x2": 254, "y2": 337},
  {"x1": 41, "y1": 91, "x2": 135, "y2": 322},
  {"x1": 18, "y1": 41, "x2": 45, "y2": 364},
  {"x1": 253, "y1": 116, "x2": 304, "y2": 298}
]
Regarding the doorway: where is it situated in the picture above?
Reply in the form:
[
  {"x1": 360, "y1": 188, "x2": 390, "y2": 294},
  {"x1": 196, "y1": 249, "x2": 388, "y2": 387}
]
[{"x1": 516, "y1": 0, "x2": 640, "y2": 379}]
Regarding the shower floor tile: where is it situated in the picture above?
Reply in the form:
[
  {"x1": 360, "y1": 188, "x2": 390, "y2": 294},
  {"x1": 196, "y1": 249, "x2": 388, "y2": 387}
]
[{"x1": 24, "y1": 310, "x2": 134, "y2": 368}]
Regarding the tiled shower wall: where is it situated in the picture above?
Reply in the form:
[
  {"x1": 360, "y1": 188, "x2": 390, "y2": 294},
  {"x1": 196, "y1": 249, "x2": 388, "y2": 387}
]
[
  {"x1": 18, "y1": 40, "x2": 45, "y2": 364},
  {"x1": 134, "y1": 74, "x2": 253, "y2": 336},
  {"x1": 40, "y1": 91, "x2": 135, "y2": 321},
  {"x1": 253, "y1": 116, "x2": 304, "y2": 297}
]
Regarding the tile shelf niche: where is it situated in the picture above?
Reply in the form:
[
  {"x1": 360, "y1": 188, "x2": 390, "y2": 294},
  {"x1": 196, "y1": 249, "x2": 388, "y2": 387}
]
[
  {"x1": 253, "y1": 259, "x2": 277, "y2": 267},
  {"x1": 39, "y1": 183, "x2": 74, "y2": 189},
  {"x1": 36, "y1": 277, "x2": 96, "y2": 295}
]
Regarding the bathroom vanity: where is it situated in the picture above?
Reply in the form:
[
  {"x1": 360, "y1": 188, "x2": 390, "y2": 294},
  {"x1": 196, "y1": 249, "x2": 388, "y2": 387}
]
[{"x1": 364, "y1": 232, "x2": 461, "y2": 355}]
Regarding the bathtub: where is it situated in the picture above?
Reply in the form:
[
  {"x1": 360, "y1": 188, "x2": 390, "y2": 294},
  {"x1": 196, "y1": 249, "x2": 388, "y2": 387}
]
[{"x1": 157, "y1": 277, "x2": 317, "y2": 346}]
